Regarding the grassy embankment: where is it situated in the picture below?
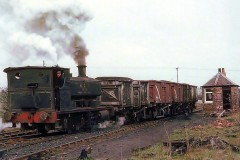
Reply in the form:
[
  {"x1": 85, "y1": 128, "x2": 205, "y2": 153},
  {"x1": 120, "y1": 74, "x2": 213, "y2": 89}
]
[{"x1": 130, "y1": 109, "x2": 240, "y2": 160}]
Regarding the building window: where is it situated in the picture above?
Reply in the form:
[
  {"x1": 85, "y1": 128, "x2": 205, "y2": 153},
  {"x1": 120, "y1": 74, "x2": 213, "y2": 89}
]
[{"x1": 205, "y1": 88, "x2": 213, "y2": 103}]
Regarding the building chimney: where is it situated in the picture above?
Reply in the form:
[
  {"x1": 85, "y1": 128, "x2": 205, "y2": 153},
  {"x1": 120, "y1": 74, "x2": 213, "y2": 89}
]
[
  {"x1": 77, "y1": 65, "x2": 86, "y2": 77},
  {"x1": 218, "y1": 68, "x2": 226, "y2": 76},
  {"x1": 221, "y1": 68, "x2": 226, "y2": 76}
]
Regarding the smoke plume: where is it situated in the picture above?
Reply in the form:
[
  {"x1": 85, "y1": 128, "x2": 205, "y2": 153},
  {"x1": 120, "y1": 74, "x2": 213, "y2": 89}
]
[
  {"x1": 0, "y1": 0, "x2": 91, "y2": 66},
  {"x1": 0, "y1": 118, "x2": 12, "y2": 132}
]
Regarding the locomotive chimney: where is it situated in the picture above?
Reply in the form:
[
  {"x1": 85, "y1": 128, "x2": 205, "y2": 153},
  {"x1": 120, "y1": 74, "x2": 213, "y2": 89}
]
[{"x1": 77, "y1": 65, "x2": 86, "y2": 77}]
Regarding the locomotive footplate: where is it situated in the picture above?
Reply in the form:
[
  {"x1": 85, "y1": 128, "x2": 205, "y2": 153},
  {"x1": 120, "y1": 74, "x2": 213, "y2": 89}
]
[{"x1": 57, "y1": 106, "x2": 113, "y2": 114}]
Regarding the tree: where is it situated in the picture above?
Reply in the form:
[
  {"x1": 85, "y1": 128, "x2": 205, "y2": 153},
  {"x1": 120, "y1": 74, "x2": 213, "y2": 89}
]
[{"x1": 0, "y1": 87, "x2": 8, "y2": 121}]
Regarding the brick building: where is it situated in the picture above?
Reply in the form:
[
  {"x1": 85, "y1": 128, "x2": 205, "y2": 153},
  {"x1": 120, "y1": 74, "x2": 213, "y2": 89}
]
[{"x1": 202, "y1": 68, "x2": 239, "y2": 111}]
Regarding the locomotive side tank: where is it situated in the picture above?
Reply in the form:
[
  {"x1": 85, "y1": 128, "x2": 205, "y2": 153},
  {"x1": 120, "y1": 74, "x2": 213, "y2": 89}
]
[
  {"x1": 69, "y1": 65, "x2": 101, "y2": 108},
  {"x1": 4, "y1": 65, "x2": 104, "y2": 133}
]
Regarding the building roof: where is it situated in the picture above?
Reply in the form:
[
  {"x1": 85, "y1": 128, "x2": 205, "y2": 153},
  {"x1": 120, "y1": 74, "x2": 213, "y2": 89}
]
[{"x1": 202, "y1": 71, "x2": 238, "y2": 87}]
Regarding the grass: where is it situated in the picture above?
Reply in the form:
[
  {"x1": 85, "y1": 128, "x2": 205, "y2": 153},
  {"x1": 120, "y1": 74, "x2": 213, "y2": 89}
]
[
  {"x1": 130, "y1": 112, "x2": 240, "y2": 160},
  {"x1": 130, "y1": 144, "x2": 240, "y2": 160},
  {"x1": 130, "y1": 143, "x2": 171, "y2": 160}
]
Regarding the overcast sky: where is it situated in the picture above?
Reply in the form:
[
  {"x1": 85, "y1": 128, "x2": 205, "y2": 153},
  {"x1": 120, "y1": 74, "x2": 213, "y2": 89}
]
[{"x1": 0, "y1": 0, "x2": 240, "y2": 87}]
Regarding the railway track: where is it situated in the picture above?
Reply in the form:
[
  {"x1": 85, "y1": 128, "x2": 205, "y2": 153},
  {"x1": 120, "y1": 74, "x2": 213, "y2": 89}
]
[
  {"x1": 0, "y1": 128, "x2": 23, "y2": 138},
  {"x1": 0, "y1": 129, "x2": 38, "y2": 141},
  {"x1": 2, "y1": 118, "x2": 168, "y2": 160},
  {"x1": 0, "y1": 109, "x2": 203, "y2": 160},
  {"x1": 0, "y1": 130, "x2": 69, "y2": 159},
  {"x1": 53, "y1": 119, "x2": 166, "y2": 159}
]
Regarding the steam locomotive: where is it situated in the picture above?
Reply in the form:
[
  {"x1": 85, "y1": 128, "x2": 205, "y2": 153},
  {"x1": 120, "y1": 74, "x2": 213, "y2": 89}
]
[{"x1": 3, "y1": 65, "x2": 197, "y2": 134}]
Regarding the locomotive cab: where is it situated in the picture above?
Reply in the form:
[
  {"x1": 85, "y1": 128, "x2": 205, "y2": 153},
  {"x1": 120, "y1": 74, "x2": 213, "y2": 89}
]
[
  {"x1": 4, "y1": 66, "x2": 70, "y2": 111},
  {"x1": 3, "y1": 66, "x2": 71, "y2": 132}
]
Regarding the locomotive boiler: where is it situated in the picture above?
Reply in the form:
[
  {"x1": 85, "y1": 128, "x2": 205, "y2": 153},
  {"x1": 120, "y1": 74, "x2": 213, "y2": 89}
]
[{"x1": 3, "y1": 65, "x2": 106, "y2": 134}]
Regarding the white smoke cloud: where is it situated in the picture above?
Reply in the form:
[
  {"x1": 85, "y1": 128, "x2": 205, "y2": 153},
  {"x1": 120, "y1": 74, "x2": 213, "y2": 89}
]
[
  {"x1": 0, "y1": 0, "x2": 91, "y2": 66},
  {"x1": 116, "y1": 117, "x2": 126, "y2": 126},
  {"x1": 8, "y1": 32, "x2": 57, "y2": 63},
  {"x1": 98, "y1": 117, "x2": 126, "y2": 129},
  {"x1": 0, "y1": 117, "x2": 12, "y2": 132},
  {"x1": 98, "y1": 120, "x2": 113, "y2": 129}
]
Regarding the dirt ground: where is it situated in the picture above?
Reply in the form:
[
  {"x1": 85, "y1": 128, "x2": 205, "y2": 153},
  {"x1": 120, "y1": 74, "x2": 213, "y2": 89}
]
[{"x1": 88, "y1": 111, "x2": 214, "y2": 160}]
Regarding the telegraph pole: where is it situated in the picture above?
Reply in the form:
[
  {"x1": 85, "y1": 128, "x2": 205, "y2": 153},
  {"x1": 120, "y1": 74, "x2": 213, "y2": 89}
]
[{"x1": 176, "y1": 67, "x2": 179, "y2": 83}]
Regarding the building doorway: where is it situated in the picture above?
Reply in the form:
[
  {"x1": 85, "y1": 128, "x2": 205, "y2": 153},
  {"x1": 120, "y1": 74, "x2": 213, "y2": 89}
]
[{"x1": 222, "y1": 87, "x2": 231, "y2": 110}]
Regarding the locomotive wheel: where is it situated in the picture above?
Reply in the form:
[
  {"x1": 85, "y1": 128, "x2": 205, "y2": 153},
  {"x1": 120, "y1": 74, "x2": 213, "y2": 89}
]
[
  {"x1": 21, "y1": 123, "x2": 31, "y2": 130},
  {"x1": 75, "y1": 116, "x2": 85, "y2": 132},
  {"x1": 84, "y1": 112, "x2": 94, "y2": 132},
  {"x1": 37, "y1": 125, "x2": 48, "y2": 135},
  {"x1": 63, "y1": 118, "x2": 76, "y2": 134},
  {"x1": 39, "y1": 129, "x2": 48, "y2": 135}
]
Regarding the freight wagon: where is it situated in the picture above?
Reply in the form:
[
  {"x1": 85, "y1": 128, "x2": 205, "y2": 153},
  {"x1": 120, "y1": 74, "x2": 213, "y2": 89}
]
[{"x1": 97, "y1": 77, "x2": 198, "y2": 122}]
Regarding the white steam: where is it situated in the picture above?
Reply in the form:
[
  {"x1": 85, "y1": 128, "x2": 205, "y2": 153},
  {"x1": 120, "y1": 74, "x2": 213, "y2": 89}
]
[
  {"x1": 117, "y1": 117, "x2": 126, "y2": 126},
  {"x1": 98, "y1": 117, "x2": 126, "y2": 129},
  {"x1": 0, "y1": 0, "x2": 91, "y2": 66},
  {"x1": 0, "y1": 118, "x2": 12, "y2": 132},
  {"x1": 98, "y1": 121, "x2": 113, "y2": 129}
]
